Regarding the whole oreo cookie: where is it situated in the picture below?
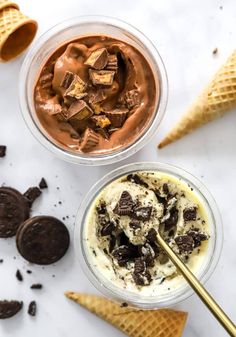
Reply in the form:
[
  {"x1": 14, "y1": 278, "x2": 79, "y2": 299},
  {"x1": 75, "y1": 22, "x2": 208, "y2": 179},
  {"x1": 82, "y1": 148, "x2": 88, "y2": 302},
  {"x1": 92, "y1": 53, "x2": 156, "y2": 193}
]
[
  {"x1": 0, "y1": 187, "x2": 30, "y2": 238},
  {"x1": 0, "y1": 300, "x2": 23, "y2": 319},
  {"x1": 16, "y1": 216, "x2": 70, "y2": 265}
]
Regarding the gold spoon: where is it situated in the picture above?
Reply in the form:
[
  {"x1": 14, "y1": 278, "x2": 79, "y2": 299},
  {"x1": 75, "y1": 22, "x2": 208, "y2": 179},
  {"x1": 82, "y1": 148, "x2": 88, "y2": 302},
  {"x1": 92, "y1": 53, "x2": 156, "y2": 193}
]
[{"x1": 156, "y1": 233, "x2": 236, "y2": 337}]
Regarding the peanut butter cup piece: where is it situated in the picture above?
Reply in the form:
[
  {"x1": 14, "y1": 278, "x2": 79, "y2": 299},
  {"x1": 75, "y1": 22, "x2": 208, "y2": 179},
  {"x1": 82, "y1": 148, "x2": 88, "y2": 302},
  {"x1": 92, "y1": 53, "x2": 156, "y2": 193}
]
[
  {"x1": 89, "y1": 91, "x2": 106, "y2": 115},
  {"x1": 91, "y1": 115, "x2": 111, "y2": 128},
  {"x1": 0, "y1": 187, "x2": 30, "y2": 238},
  {"x1": 89, "y1": 70, "x2": 115, "y2": 86},
  {"x1": 16, "y1": 216, "x2": 70, "y2": 265},
  {"x1": 125, "y1": 89, "x2": 140, "y2": 109},
  {"x1": 80, "y1": 128, "x2": 99, "y2": 152},
  {"x1": 105, "y1": 108, "x2": 128, "y2": 127},
  {"x1": 67, "y1": 100, "x2": 93, "y2": 121},
  {"x1": 106, "y1": 54, "x2": 118, "y2": 71},
  {"x1": 84, "y1": 48, "x2": 108, "y2": 70},
  {"x1": 64, "y1": 74, "x2": 87, "y2": 99},
  {"x1": 0, "y1": 300, "x2": 23, "y2": 319},
  {"x1": 60, "y1": 71, "x2": 75, "y2": 89}
]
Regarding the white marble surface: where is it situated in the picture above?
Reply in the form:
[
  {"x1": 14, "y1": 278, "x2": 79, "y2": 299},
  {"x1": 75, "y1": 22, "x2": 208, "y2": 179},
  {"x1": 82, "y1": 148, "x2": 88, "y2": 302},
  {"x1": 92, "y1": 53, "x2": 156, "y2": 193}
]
[{"x1": 1, "y1": 0, "x2": 236, "y2": 336}]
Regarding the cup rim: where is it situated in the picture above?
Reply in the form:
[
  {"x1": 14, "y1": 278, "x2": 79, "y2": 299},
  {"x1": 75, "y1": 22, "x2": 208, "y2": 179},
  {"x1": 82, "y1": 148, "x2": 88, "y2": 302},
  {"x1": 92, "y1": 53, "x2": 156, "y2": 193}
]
[
  {"x1": 19, "y1": 15, "x2": 168, "y2": 166},
  {"x1": 75, "y1": 162, "x2": 223, "y2": 308}
]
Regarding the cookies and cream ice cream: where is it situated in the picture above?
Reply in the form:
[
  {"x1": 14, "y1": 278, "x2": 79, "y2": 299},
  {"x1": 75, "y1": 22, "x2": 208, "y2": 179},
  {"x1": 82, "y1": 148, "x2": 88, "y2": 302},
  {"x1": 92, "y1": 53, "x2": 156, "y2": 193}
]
[
  {"x1": 34, "y1": 35, "x2": 158, "y2": 155},
  {"x1": 84, "y1": 171, "x2": 209, "y2": 296}
]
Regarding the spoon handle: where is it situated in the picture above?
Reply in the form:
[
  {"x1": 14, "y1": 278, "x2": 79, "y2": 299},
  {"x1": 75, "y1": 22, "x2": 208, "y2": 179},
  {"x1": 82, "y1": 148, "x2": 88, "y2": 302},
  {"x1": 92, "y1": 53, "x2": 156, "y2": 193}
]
[{"x1": 156, "y1": 234, "x2": 236, "y2": 337}]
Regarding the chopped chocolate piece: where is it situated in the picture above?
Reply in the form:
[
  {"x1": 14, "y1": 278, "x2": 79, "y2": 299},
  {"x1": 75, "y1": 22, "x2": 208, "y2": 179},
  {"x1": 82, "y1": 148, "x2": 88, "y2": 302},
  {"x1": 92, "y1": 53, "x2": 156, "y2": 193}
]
[
  {"x1": 96, "y1": 202, "x2": 107, "y2": 214},
  {"x1": 0, "y1": 187, "x2": 30, "y2": 238},
  {"x1": 146, "y1": 228, "x2": 157, "y2": 243},
  {"x1": 89, "y1": 69, "x2": 115, "y2": 86},
  {"x1": 28, "y1": 301, "x2": 36, "y2": 316},
  {"x1": 60, "y1": 71, "x2": 74, "y2": 89},
  {"x1": 84, "y1": 48, "x2": 108, "y2": 70},
  {"x1": 16, "y1": 269, "x2": 23, "y2": 282},
  {"x1": 129, "y1": 220, "x2": 141, "y2": 229},
  {"x1": 39, "y1": 178, "x2": 47, "y2": 189},
  {"x1": 163, "y1": 183, "x2": 169, "y2": 195},
  {"x1": 127, "y1": 174, "x2": 148, "y2": 188},
  {"x1": 183, "y1": 207, "x2": 197, "y2": 222},
  {"x1": 109, "y1": 235, "x2": 116, "y2": 253},
  {"x1": 132, "y1": 206, "x2": 152, "y2": 221},
  {"x1": 0, "y1": 146, "x2": 6, "y2": 157},
  {"x1": 0, "y1": 300, "x2": 23, "y2": 319},
  {"x1": 132, "y1": 270, "x2": 151, "y2": 286},
  {"x1": 112, "y1": 245, "x2": 135, "y2": 266},
  {"x1": 187, "y1": 228, "x2": 208, "y2": 248},
  {"x1": 39, "y1": 73, "x2": 53, "y2": 89},
  {"x1": 106, "y1": 54, "x2": 118, "y2": 71},
  {"x1": 91, "y1": 115, "x2": 111, "y2": 128},
  {"x1": 124, "y1": 89, "x2": 140, "y2": 109},
  {"x1": 101, "y1": 221, "x2": 115, "y2": 236},
  {"x1": 163, "y1": 208, "x2": 179, "y2": 231},
  {"x1": 23, "y1": 187, "x2": 41, "y2": 206},
  {"x1": 67, "y1": 100, "x2": 93, "y2": 121},
  {"x1": 105, "y1": 108, "x2": 128, "y2": 128},
  {"x1": 64, "y1": 74, "x2": 87, "y2": 99},
  {"x1": 114, "y1": 191, "x2": 134, "y2": 216},
  {"x1": 30, "y1": 284, "x2": 43, "y2": 289},
  {"x1": 134, "y1": 258, "x2": 146, "y2": 273},
  {"x1": 175, "y1": 235, "x2": 194, "y2": 253},
  {"x1": 80, "y1": 128, "x2": 99, "y2": 152}
]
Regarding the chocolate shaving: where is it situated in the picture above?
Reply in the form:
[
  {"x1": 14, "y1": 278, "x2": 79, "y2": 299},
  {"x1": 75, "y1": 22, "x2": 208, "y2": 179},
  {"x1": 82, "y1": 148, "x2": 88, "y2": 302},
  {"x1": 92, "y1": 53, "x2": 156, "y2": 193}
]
[
  {"x1": 89, "y1": 70, "x2": 115, "y2": 86},
  {"x1": 84, "y1": 48, "x2": 108, "y2": 70},
  {"x1": 105, "y1": 108, "x2": 128, "y2": 127},
  {"x1": 60, "y1": 71, "x2": 74, "y2": 89}
]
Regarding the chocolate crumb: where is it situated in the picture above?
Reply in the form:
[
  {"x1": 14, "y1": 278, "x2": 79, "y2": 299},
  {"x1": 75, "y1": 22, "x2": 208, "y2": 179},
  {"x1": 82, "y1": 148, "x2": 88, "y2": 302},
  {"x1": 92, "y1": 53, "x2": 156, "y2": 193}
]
[
  {"x1": 26, "y1": 270, "x2": 32, "y2": 274},
  {"x1": 16, "y1": 269, "x2": 23, "y2": 282},
  {"x1": 0, "y1": 146, "x2": 6, "y2": 157},
  {"x1": 39, "y1": 178, "x2": 47, "y2": 189},
  {"x1": 28, "y1": 301, "x2": 37, "y2": 316},
  {"x1": 30, "y1": 284, "x2": 43, "y2": 289},
  {"x1": 212, "y1": 48, "x2": 218, "y2": 55}
]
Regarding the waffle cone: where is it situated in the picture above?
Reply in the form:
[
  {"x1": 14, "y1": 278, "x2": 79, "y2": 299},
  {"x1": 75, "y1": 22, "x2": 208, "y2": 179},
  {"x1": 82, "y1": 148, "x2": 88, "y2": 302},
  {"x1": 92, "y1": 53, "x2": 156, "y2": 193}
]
[
  {"x1": 158, "y1": 50, "x2": 236, "y2": 148},
  {"x1": 0, "y1": 6, "x2": 37, "y2": 62},
  {"x1": 65, "y1": 292, "x2": 188, "y2": 337},
  {"x1": 0, "y1": 0, "x2": 19, "y2": 11}
]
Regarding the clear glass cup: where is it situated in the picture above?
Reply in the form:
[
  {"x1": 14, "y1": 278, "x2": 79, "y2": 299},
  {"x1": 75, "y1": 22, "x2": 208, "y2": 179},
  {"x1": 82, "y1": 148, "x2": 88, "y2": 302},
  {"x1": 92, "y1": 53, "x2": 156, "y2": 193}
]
[
  {"x1": 75, "y1": 162, "x2": 223, "y2": 309},
  {"x1": 19, "y1": 16, "x2": 168, "y2": 166}
]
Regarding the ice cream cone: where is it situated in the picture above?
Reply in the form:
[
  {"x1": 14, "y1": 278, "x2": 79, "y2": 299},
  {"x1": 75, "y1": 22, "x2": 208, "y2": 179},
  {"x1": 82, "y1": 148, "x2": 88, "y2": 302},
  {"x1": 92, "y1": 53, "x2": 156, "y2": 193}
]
[
  {"x1": 0, "y1": 4, "x2": 37, "y2": 62},
  {"x1": 158, "y1": 50, "x2": 236, "y2": 148},
  {"x1": 65, "y1": 292, "x2": 188, "y2": 337}
]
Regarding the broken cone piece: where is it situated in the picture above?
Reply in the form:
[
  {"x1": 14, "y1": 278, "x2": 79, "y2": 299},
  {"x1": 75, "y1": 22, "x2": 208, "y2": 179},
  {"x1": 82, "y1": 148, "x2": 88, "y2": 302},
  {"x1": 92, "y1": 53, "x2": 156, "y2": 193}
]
[
  {"x1": 67, "y1": 100, "x2": 93, "y2": 121},
  {"x1": 84, "y1": 48, "x2": 108, "y2": 70},
  {"x1": 89, "y1": 70, "x2": 115, "y2": 86},
  {"x1": 80, "y1": 128, "x2": 99, "y2": 152},
  {"x1": 105, "y1": 108, "x2": 128, "y2": 127}
]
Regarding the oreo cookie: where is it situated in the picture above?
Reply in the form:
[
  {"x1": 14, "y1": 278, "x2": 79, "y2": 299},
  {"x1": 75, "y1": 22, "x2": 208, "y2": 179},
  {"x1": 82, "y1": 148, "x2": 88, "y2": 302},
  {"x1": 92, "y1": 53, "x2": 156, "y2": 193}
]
[
  {"x1": 0, "y1": 187, "x2": 30, "y2": 238},
  {"x1": 16, "y1": 216, "x2": 70, "y2": 265},
  {"x1": 0, "y1": 300, "x2": 23, "y2": 319}
]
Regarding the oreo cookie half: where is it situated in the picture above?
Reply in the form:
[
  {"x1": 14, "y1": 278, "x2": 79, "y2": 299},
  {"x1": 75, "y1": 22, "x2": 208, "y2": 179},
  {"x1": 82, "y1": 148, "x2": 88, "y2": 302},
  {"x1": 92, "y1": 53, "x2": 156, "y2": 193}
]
[
  {"x1": 0, "y1": 300, "x2": 23, "y2": 319},
  {"x1": 16, "y1": 216, "x2": 70, "y2": 265}
]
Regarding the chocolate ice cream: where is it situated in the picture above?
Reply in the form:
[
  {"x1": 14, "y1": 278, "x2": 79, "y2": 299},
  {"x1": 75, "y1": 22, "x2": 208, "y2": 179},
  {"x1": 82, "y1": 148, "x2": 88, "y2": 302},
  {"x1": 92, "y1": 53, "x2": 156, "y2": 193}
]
[{"x1": 34, "y1": 35, "x2": 158, "y2": 154}]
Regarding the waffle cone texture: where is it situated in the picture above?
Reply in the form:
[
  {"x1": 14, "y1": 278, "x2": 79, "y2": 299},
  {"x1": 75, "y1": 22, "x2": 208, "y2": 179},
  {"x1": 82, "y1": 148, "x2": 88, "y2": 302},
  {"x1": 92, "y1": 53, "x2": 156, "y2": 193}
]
[
  {"x1": 159, "y1": 50, "x2": 236, "y2": 148},
  {"x1": 0, "y1": 0, "x2": 37, "y2": 62},
  {"x1": 65, "y1": 292, "x2": 188, "y2": 337}
]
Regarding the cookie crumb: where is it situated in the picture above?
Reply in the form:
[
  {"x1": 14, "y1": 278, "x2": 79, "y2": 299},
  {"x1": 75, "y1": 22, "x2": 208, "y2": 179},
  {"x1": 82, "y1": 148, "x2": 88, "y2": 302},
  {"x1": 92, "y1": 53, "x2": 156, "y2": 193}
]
[
  {"x1": 28, "y1": 301, "x2": 37, "y2": 316},
  {"x1": 39, "y1": 178, "x2": 48, "y2": 189},
  {"x1": 0, "y1": 145, "x2": 6, "y2": 157},
  {"x1": 212, "y1": 48, "x2": 218, "y2": 55},
  {"x1": 16, "y1": 269, "x2": 23, "y2": 282},
  {"x1": 31, "y1": 284, "x2": 43, "y2": 289}
]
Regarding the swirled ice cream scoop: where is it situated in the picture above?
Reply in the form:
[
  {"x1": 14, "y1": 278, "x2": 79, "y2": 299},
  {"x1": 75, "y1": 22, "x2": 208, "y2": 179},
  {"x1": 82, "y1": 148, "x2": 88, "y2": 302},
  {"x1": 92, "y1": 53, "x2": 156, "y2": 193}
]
[{"x1": 84, "y1": 171, "x2": 210, "y2": 295}]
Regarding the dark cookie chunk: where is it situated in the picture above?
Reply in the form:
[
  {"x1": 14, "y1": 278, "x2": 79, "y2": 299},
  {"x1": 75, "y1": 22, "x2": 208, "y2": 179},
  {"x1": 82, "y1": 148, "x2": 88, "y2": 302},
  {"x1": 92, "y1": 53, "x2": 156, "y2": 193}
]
[
  {"x1": 96, "y1": 202, "x2": 107, "y2": 215},
  {"x1": 146, "y1": 228, "x2": 157, "y2": 243},
  {"x1": 164, "y1": 207, "x2": 179, "y2": 231},
  {"x1": 16, "y1": 216, "x2": 70, "y2": 265},
  {"x1": 0, "y1": 300, "x2": 23, "y2": 319},
  {"x1": 162, "y1": 183, "x2": 169, "y2": 195},
  {"x1": 31, "y1": 284, "x2": 43, "y2": 289},
  {"x1": 132, "y1": 206, "x2": 152, "y2": 221},
  {"x1": 112, "y1": 245, "x2": 136, "y2": 267},
  {"x1": 175, "y1": 235, "x2": 194, "y2": 253},
  {"x1": 16, "y1": 269, "x2": 23, "y2": 282},
  {"x1": 132, "y1": 270, "x2": 152, "y2": 286},
  {"x1": 140, "y1": 243, "x2": 155, "y2": 267},
  {"x1": 114, "y1": 191, "x2": 134, "y2": 216},
  {"x1": 134, "y1": 257, "x2": 146, "y2": 273},
  {"x1": 100, "y1": 221, "x2": 116, "y2": 236},
  {"x1": 129, "y1": 220, "x2": 141, "y2": 229},
  {"x1": 154, "y1": 190, "x2": 167, "y2": 205},
  {"x1": 183, "y1": 207, "x2": 197, "y2": 222},
  {"x1": 109, "y1": 235, "x2": 116, "y2": 253},
  {"x1": 0, "y1": 187, "x2": 30, "y2": 238},
  {"x1": 187, "y1": 228, "x2": 208, "y2": 248},
  {"x1": 0, "y1": 145, "x2": 6, "y2": 157},
  {"x1": 28, "y1": 301, "x2": 36, "y2": 316},
  {"x1": 23, "y1": 187, "x2": 41, "y2": 206},
  {"x1": 127, "y1": 174, "x2": 148, "y2": 188},
  {"x1": 39, "y1": 178, "x2": 47, "y2": 189}
]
